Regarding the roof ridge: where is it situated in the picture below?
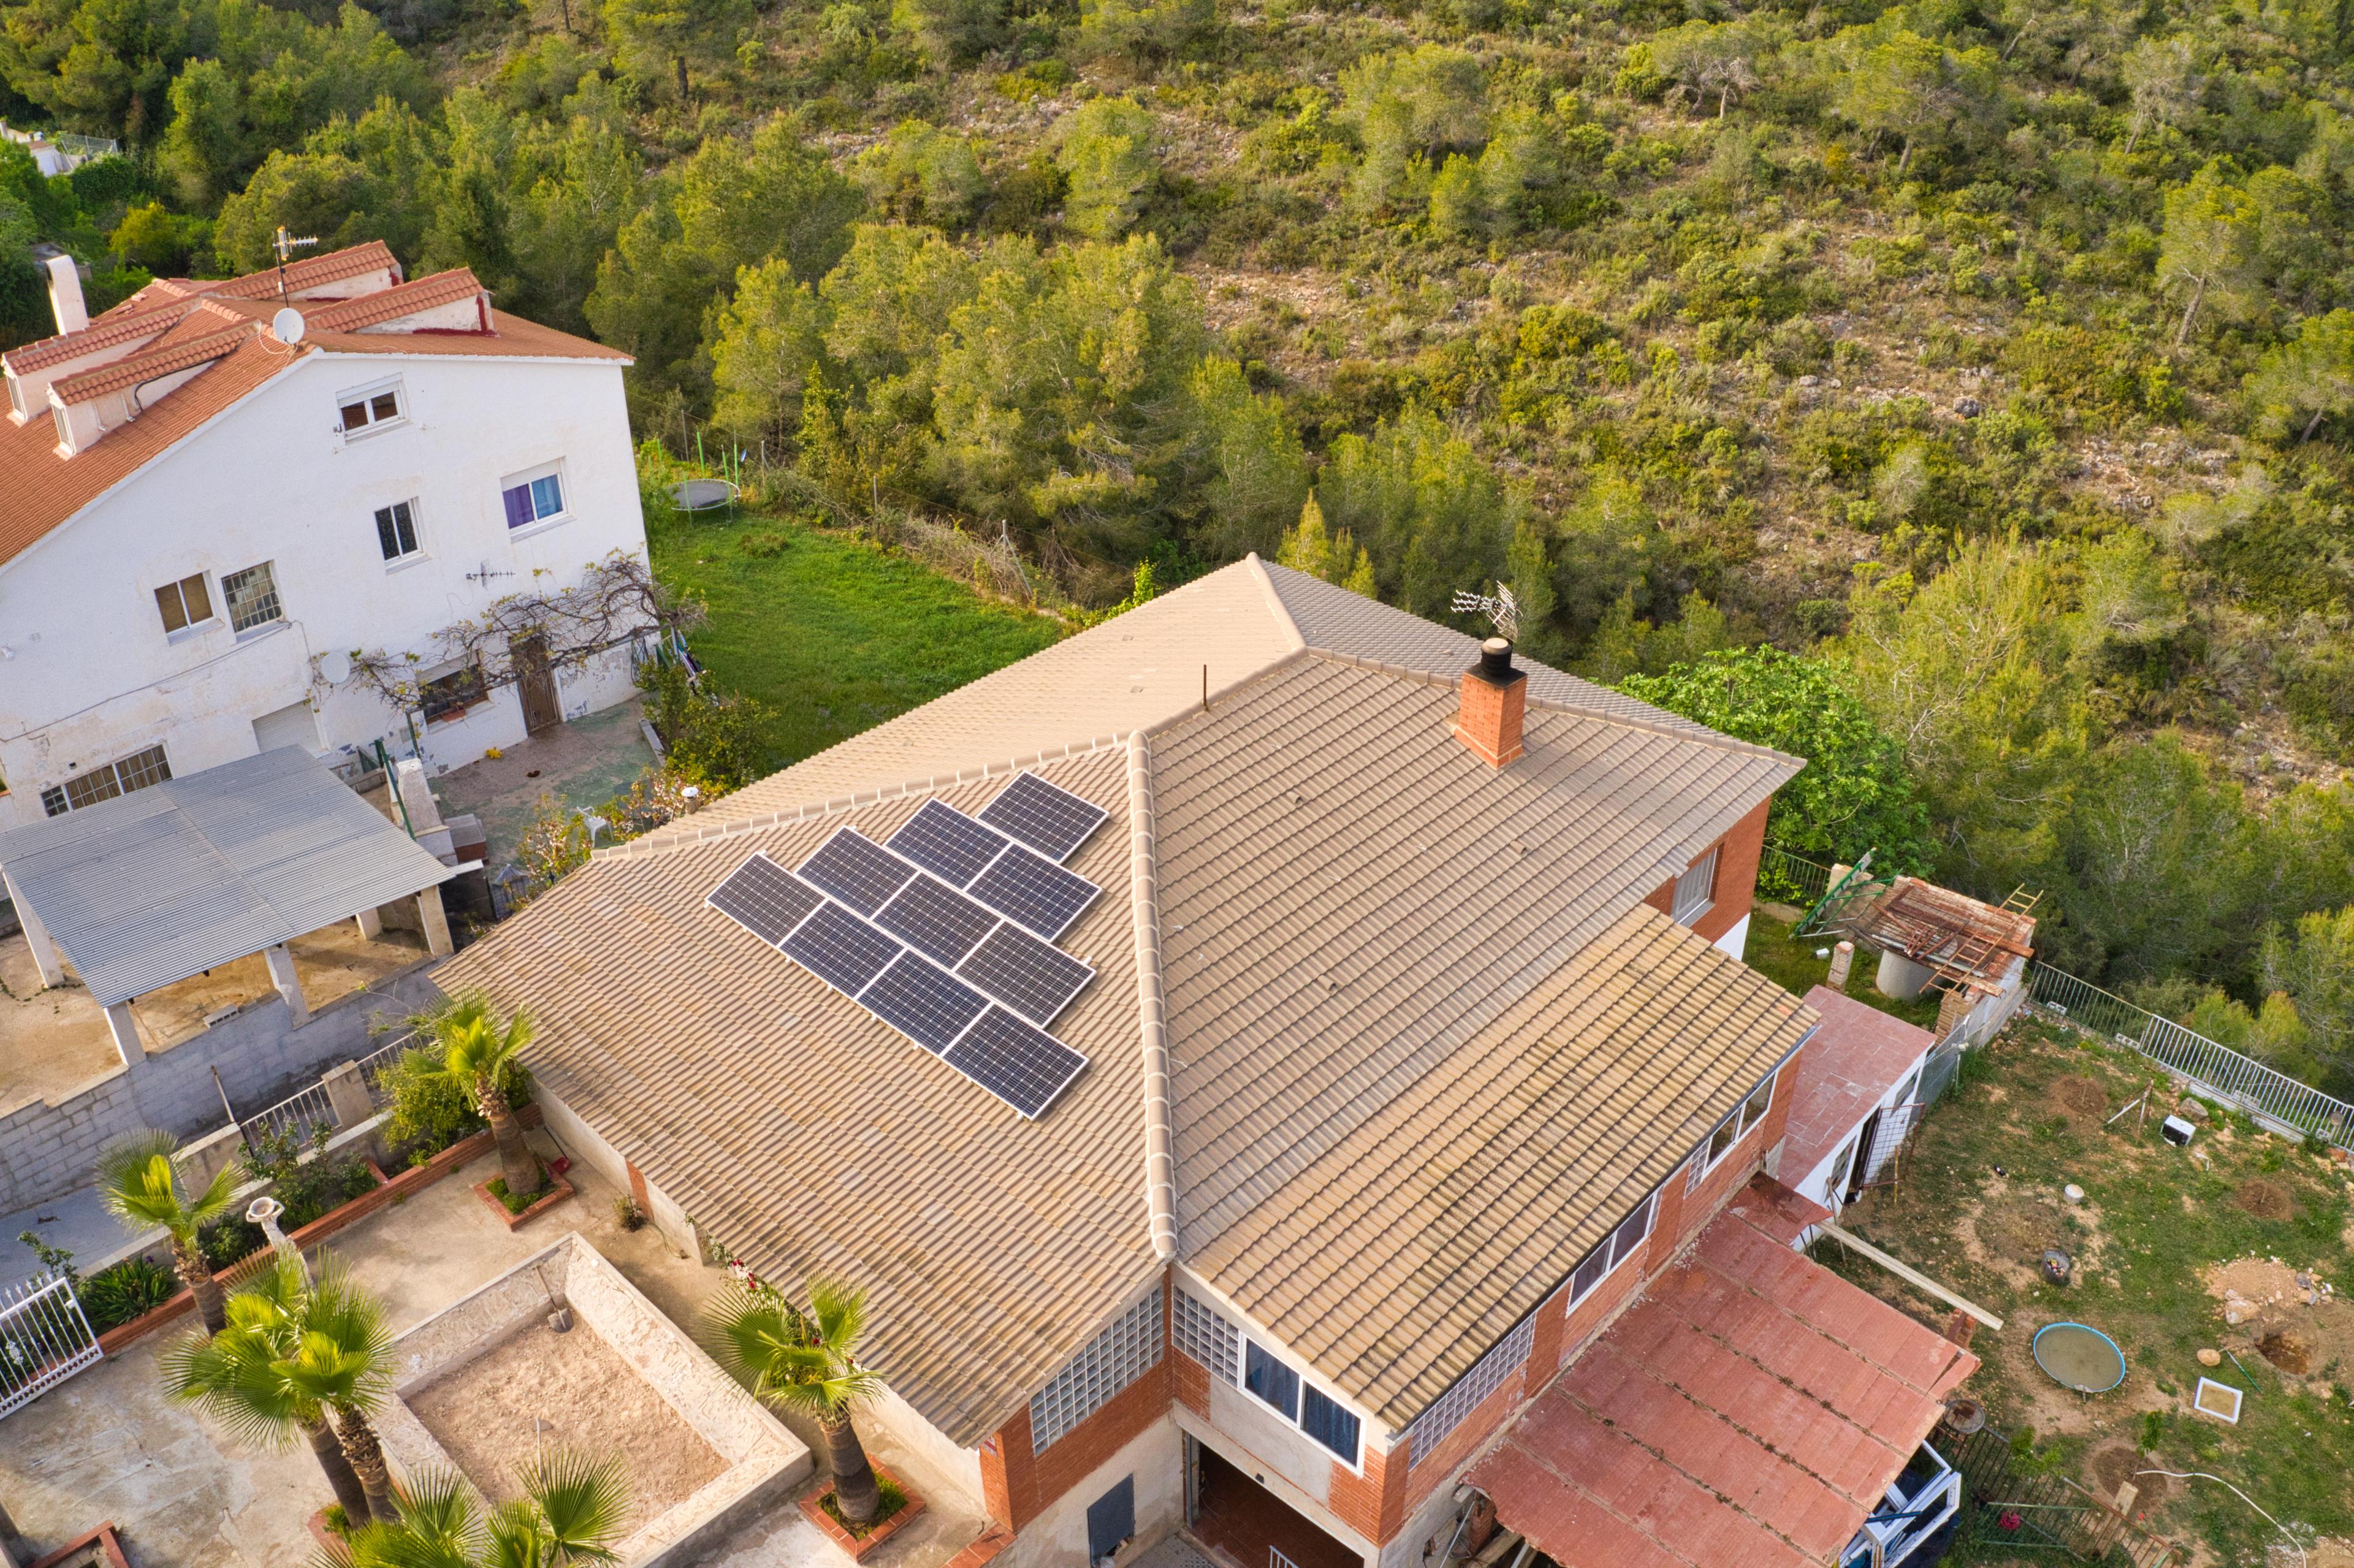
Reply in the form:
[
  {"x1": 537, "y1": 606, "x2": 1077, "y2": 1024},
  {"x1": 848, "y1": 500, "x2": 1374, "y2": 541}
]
[
  {"x1": 52, "y1": 323, "x2": 258, "y2": 401},
  {"x1": 1126, "y1": 729, "x2": 1177, "y2": 1263},
  {"x1": 2, "y1": 302, "x2": 182, "y2": 373},
  {"x1": 1241, "y1": 550, "x2": 1306, "y2": 653},
  {"x1": 596, "y1": 732, "x2": 1138, "y2": 863}
]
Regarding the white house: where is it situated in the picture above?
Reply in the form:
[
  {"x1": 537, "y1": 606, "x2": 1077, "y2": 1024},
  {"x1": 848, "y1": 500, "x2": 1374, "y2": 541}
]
[{"x1": 0, "y1": 242, "x2": 648, "y2": 832}]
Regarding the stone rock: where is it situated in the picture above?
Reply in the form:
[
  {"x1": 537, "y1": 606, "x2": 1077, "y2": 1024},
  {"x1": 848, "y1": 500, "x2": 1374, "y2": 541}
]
[
  {"x1": 1797, "y1": 375, "x2": 1819, "y2": 387},
  {"x1": 2198, "y1": 1348, "x2": 2222, "y2": 1366},
  {"x1": 1955, "y1": 395, "x2": 1983, "y2": 417},
  {"x1": 2176, "y1": 1100, "x2": 2210, "y2": 1124}
]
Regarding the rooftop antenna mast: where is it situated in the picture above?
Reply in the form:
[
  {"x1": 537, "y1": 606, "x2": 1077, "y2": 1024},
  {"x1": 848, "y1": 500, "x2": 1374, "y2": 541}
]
[
  {"x1": 271, "y1": 226, "x2": 318, "y2": 304},
  {"x1": 1451, "y1": 583, "x2": 1521, "y2": 644}
]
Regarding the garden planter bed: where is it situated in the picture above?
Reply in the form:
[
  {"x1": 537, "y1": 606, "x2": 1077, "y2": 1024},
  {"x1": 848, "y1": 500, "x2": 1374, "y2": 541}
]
[
  {"x1": 95, "y1": 1106, "x2": 543, "y2": 1354},
  {"x1": 799, "y1": 1465, "x2": 926, "y2": 1561},
  {"x1": 472, "y1": 1167, "x2": 576, "y2": 1229}
]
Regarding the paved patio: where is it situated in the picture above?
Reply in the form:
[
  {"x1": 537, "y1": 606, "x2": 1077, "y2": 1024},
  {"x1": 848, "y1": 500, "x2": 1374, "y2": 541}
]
[
  {"x1": 0, "y1": 1131, "x2": 992, "y2": 1568},
  {"x1": 433, "y1": 699, "x2": 658, "y2": 873}
]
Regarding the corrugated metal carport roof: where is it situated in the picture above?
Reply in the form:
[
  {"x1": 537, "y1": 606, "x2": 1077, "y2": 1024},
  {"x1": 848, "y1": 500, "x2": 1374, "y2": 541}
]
[{"x1": 0, "y1": 747, "x2": 454, "y2": 1006}]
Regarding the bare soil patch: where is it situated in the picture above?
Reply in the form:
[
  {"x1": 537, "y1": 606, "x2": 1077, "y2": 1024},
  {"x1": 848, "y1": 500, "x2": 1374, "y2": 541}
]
[
  {"x1": 2256, "y1": 1328, "x2": 2312, "y2": 1372},
  {"x1": 2234, "y1": 1179, "x2": 2296, "y2": 1220},
  {"x1": 2051, "y1": 1075, "x2": 2108, "y2": 1122},
  {"x1": 1979, "y1": 1195, "x2": 2074, "y2": 1266},
  {"x1": 2089, "y1": 1444, "x2": 2169, "y2": 1507},
  {"x1": 408, "y1": 1319, "x2": 724, "y2": 1524}
]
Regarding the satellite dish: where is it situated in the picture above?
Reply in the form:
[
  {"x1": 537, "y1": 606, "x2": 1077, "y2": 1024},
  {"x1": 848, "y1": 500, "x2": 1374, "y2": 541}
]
[
  {"x1": 272, "y1": 306, "x2": 307, "y2": 344},
  {"x1": 318, "y1": 649, "x2": 352, "y2": 685}
]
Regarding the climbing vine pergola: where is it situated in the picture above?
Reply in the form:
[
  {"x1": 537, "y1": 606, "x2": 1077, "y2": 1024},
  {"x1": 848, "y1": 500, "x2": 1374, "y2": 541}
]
[{"x1": 327, "y1": 552, "x2": 704, "y2": 714}]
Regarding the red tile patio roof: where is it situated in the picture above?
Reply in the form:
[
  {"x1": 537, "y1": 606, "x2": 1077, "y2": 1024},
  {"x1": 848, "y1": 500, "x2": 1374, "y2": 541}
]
[{"x1": 1471, "y1": 1177, "x2": 1976, "y2": 1568}]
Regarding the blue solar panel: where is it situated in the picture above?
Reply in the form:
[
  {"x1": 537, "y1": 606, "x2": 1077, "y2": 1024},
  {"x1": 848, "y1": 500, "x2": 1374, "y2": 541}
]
[
  {"x1": 887, "y1": 800, "x2": 1011, "y2": 888},
  {"x1": 875, "y1": 873, "x2": 1002, "y2": 966},
  {"x1": 979, "y1": 772, "x2": 1109, "y2": 862},
  {"x1": 780, "y1": 901, "x2": 901, "y2": 997},
  {"x1": 957, "y1": 923, "x2": 1093, "y2": 1026},
  {"x1": 861, "y1": 952, "x2": 989, "y2": 1053},
  {"x1": 945, "y1": 1007, "x2": 1089, "y2": 1119},
  {"x1": 969, "y1": 843, "x2": 1100, "y2": 940},
  {"x1": 706, "y1": 854, "x2": 823, "y2": 946},
  {"x1": 798, "y1": 829, "x2": 916, "y2": 915}
]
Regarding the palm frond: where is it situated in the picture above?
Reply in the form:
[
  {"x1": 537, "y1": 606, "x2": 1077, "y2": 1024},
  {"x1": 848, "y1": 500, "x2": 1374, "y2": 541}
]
[
  {"x1": 806, "y1": 1274, "x2": 867, "y2": 1353},
  {"x1": 481, "y1": 1500, "x2": 547, "y2": 1568},
  {"x1": 522, "y1": 1447, "x2": 630, "y2": 1564},
  {"x1": 391, "y1": 1467, "x2": 488, "y2": 1556},
  {"x1": 93, "y1": 1130, "x2": 192, "y2": 1233}
]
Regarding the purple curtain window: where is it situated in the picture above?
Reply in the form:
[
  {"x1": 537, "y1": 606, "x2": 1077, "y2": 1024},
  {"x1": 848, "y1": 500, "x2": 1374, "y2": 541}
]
[{"x1": 502, "y1": 484, "x2": 534, "y2": 528}]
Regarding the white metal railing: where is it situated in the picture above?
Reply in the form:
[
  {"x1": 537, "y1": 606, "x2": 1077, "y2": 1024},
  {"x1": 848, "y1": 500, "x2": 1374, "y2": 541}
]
[
  {"x1": 241, "y1": 1080, "x2": 341, "y2": 1147},
  {"x1": 0, "y1": 1274, "x2": 101, "y2": 1418},
  {"x1": 356, "y1": 1032, "x2": 416, "y2": 1104},
  {"x1": 2027, "y1": 962, "x2": 2354, "y2": 1151}
]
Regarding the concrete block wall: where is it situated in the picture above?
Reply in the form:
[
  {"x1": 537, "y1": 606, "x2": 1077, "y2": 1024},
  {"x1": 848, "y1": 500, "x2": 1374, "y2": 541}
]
[{"x1": 0, "y1": 961, "x2": 445, "y2": 1211}]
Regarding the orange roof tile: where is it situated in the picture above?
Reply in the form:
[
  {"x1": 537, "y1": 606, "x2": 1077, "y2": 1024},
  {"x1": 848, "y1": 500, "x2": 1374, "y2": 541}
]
[
  {"x1": 303, "y1": 267, "x2": 484, "y2": 333},
  {"x1": 52, "y1": 326, "x2": 256, "y2": 402},
  {"x1": 4, "y1": 303, "x2": 182, "y2": 373},
  {"x1": 306, "y1": 308, "x2": 631, "y2": 362}
]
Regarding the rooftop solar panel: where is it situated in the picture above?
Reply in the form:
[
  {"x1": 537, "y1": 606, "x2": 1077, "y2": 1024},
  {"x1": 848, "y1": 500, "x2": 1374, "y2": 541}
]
[
  {"x1": 944, "y1": 1007, "x2": 1089, "y2": 1118},
  {"x1": 887, "y1": 799, "x2": 1011, "y2": 888},
  {"x1": 978, "y1": 772, "x2": 1109, "y2": 863},
  {"x1": 798, "y1": 828, "x2": 917, "y2": 915},
  {"x1": 706, "y1": 854, "x2": 823, "y2": 946},
  {"x1": 969, "y1": 842, "x2": 1101, "y2": 941},
  {"x1": 875, "y1": 873, "x2": 1002, "y2": 966},
  {"x1": 780, "y1": 900, "x2": 901, "y2": 997},
  {"x1": 861, "y1": 952, "x2": 989, "y2": 1054},
  {"x1": 956, "y1": 923, "x2": 1094, "y2": 1026}
]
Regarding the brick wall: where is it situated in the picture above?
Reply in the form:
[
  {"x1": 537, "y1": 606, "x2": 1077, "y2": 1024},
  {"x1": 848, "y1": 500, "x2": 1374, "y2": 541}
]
[
  {"x1": 983, "y1": 1290, "x2": 1178, "y2": 1532},
  {"x1": 0, "y1": 960, "x2": 444, "y2": 1212},
  {"x1": 1642, "y1": 798, "x2": 1769, "y2": 946}
]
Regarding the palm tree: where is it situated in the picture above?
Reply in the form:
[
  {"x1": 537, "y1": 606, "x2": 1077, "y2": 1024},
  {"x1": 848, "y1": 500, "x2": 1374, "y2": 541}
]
[
  {"x1": 699, "y1": 1276, "x2": 886, "y2": 1524},
  {"x1": 318, "y1": 1452, "x2": 630, "y2": 1568},
  {"x1": 405, "y1": 992, "x2": 542, "y2": 1200},
  {"x1": 95, "y1": 1128, "x2": 238, "y2": 1334},
  {"x1": 161, "y1": 1254, "x2": 374, "y2": 1526}
]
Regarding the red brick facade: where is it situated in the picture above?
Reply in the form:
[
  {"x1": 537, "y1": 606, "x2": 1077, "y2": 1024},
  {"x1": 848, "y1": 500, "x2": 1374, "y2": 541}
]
[
  {"x1": 1643, "y1": 797, "x2": 1769, "y2": 948},
  {"x1": 981, "y1": 1290, "x2": 1178, "y2": 1532}
]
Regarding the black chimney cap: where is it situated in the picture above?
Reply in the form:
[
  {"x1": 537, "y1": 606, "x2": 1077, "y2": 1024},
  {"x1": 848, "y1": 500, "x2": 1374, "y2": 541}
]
[{"x1": 1476, "y1": 636, "x2": 1517, "y2": 683}]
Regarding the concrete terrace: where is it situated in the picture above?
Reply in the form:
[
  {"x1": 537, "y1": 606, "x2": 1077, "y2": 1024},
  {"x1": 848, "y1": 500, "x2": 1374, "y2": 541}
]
[{"x1": 0, "y1": 1133, "x2": 992, "y2": 1568}]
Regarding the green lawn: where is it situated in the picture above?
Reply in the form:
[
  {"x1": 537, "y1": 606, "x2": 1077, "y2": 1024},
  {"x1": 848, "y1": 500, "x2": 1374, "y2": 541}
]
[
  {"x1": 1819, "y1": 1022, "x2": 2354, "y2": 1563},
  {"x1": 649, "y1": 510, "x2": 1064, "y2": 769},
  {"x1": 1745, "y1": 910, "x2": 1945, "y2": 1030}
]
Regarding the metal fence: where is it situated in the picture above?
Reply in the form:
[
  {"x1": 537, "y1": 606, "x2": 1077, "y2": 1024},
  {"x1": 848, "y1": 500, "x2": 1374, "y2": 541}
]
[
  {"x1": 0, "y1": 1274, "x2": 101, "y2": 1419},
  {"x1": 241, "y1": 1080, "x2": 341, "y2": 1146},
  {"x1": 356, "y1": 1033, "x2": 415, "y2": 1105},
  {"x1": 1759, "y1": 846, "x2": 1834, "y2": 905},
  {"x1": 1941, "y1": 1423, "x2": 2176, "y2": 1567},
  {"x1": 2027, "y1": 962, "x2": 2354, "y2": 1152}
]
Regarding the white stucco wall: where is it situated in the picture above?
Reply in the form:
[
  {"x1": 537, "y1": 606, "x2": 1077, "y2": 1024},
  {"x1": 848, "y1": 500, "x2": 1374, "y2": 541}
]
[
  {"x1": 1713, "y1": 911, "x2": 1751, "y2": 962},
  {"x1": 1786, "y1": 1044, "x2": 1932, "y2": 1219},
  {"x1": 0, "y1": 344, "x2": 646, "y2": 829},
  {"x1": 994, "y1": 1416, "x2": 1184, "y2": 1568}
]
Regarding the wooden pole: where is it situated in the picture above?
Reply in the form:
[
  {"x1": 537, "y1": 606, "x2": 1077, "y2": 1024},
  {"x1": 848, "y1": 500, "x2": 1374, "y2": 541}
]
[{"x1": 1819, "y1": 1221, "x2": 2005, "y2": 1328}]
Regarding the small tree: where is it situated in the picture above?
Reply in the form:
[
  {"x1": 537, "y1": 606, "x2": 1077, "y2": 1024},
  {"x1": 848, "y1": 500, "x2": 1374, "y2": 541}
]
[
  {"x1": 327, "y1": 1453, "x2": 629, "y2": 1566},
  {"x1": 2120, "y1": 35, "x2": 2201, "y2": 154},
  {"x1": 1276, "y1": 496, "x2": 1376, "y2": 597},
  {"x1": 2157, "y1": 160, "x2": 2263, "y2": 344},
  {"x1": 161, "y1": 1254, "x2": 373, "y2": 1526},
  {"x1": 701, "y1": 1276, "x2": 886, "y2": 1523},
  {"x1": 2263, "y1": 907, "x2": 2354, "y2": 1075},
  {"x1": 1054, "y1": 97, "x2": 1162, "y2": 243},
  {"x1": 94, "y1": 1130, "x2": 238, "y2": 1335},
  {"x1": 402, "y1": 993, "x2": 542, "y2": 1200},
  {"x1": 2249, "y1": 309, "x2": 2354, "y2": 444}
]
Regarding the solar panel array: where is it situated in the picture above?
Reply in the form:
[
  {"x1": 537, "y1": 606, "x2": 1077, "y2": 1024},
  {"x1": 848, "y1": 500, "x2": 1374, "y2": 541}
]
[{"x1": 702, "y1": 772, "x2": 1110, "y2": 1119}]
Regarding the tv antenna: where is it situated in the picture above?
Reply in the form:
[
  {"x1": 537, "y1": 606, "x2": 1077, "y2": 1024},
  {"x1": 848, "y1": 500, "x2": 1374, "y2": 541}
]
[
  {"x1": 1451, "y1": 584, "x2": 1520, "y2": 644},
  {"x1": 271, "y1": 226, "x2": 318, "y2": 303}
]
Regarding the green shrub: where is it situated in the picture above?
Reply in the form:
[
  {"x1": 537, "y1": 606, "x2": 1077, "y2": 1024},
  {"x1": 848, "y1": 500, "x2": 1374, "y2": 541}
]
[
  {"x1": 381, "y1": 1047, "x2": 530, "y2": 1165},
  {"x1": 77, "y1": 1255, "x2": 176, "y2": 1330}
]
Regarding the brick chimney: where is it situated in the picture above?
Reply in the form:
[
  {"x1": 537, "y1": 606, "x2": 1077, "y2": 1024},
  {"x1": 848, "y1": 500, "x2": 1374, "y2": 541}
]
[{"x1": 1454, "y1": 636, "x2": 1526, "y2": 767}]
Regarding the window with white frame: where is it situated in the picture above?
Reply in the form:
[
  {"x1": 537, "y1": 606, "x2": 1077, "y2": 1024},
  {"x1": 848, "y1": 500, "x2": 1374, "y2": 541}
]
[
  {"x1": 1688, "y1": 1070, "x2": 1778, "y2": 1189},
  {"x1": 1029, "y1": 1285, "x2": 1164, "y2": 1452},
  {"x1": 1174, "y1": 1286, "x2": 1241, "y2": 1385},
  {"x1": 1672, "y1": 845, "x2": 1719, "y2": 924},
  {"x1": 338, "y1": 379, "x2": 404, "y2": 435},
  {"x1": 1401, "y1": 1312, "x2": 1536, "y2": 1463},
  {"x1": 375, "y1": 500, "x2": 421, "y2": 562},
  {"x1": 500, "y1": 463, "x2": 567, "y2": 530},
  {"x1": 221, "y1": 561, "x2": 282, "y2": 633},
  {"x1": 1566, "y1": 1189, "x2": 1659, "y2": 1309},
  {"x1": 153, "y1": 571, "x2": 213, "y2": 635},
  {"x1": 1173, "y1": 1286, "x2": 1360, "y2": 1464},
  {"x1": 40, "y1": 744, "x2": 170, "y2": 817}
]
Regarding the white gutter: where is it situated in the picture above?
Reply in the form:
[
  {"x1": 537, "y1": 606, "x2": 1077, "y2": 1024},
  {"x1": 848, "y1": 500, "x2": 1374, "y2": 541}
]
[{"x1": 1127, "y1": 729, "x2": 1178, "y2": 1261}]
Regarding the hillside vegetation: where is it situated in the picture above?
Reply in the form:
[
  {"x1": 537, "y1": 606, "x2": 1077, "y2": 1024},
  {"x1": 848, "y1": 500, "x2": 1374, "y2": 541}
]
[{"x1": 11, "y1": 0, "x2": 2354, "y2": 1084}]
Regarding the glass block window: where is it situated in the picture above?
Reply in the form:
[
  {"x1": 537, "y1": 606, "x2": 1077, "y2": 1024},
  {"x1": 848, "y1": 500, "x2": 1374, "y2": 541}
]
[
  {"x1": 221, "y1": 561, "x2": 282, "y2": 632},
  {"x1": 1029, "y1": 1285, "x2": 1163, "y2": 1453},
  {"x1": 1402, "y1": 1312, "x2": 1534, "y2": 1463},
  {"x1": 1173, "y1": 1287, "x2": 1241, "y2": 1385},
  {"x1": 41, "y1": 744, "x2": 170, "y2": 817}
]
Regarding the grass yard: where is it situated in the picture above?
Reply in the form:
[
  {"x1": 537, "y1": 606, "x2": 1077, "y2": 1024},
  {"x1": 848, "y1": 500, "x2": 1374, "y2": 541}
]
[
  {"x1": 1745, "y1": 909, "x2": 1945, "y2": 1032},
  {"x1": 649, "y1": 510, "x2": 1064, "y2": 769},
  {"x1": 1818, "y1": 1019, "x2": 2354, "y2": 1564}
]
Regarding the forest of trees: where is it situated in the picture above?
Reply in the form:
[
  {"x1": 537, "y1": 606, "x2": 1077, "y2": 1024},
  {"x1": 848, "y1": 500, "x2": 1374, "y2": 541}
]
[{"x1": 10, "y1": 0, "x2": 2354, "y2": 1087}]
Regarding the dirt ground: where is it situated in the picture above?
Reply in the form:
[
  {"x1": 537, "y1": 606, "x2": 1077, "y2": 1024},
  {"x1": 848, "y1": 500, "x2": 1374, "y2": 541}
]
[
  {"x1": 0, "y1": 922, "x2": 427, "y2": 1113},
  {"x1": 406, "y1": 1315, "x2": 725, "y2": 1527}
]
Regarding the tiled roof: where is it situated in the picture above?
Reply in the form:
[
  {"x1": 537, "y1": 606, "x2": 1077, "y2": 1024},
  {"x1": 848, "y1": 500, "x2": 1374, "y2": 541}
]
[
  {"x1": 0, "y1": 337, "x2": 291, "y2": 569},
  {"x1": 1472, "y1": 1180, "x2": 1976, "y2": 1568},
  {"x1": 1777, "y1": 988, "x2": 1935, "y2": 1189},
  {"x1": 0, "y1": 245, "x2": 629, "y2": 571},
  {"x1": 303, "y1": 267, "x2": 484, "y2": 333},
  {"x1": 437, "y1": 560, "x2": 1811, "y2": 1444}
]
